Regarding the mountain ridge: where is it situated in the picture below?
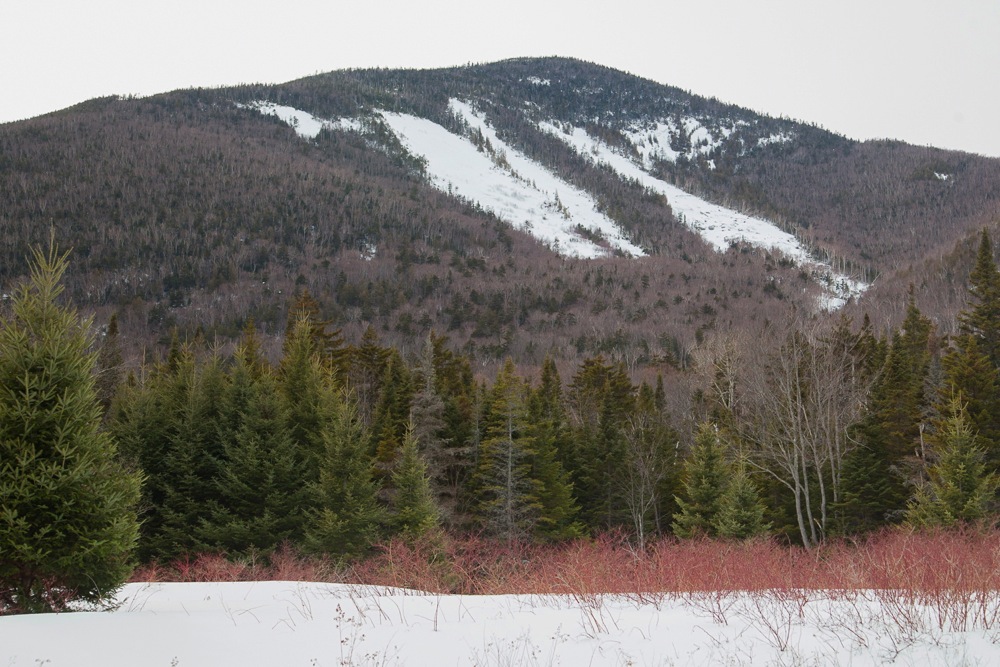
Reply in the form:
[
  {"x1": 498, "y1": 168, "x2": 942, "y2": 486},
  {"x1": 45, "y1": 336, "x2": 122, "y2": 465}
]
[{"x1": 1, "y1": 57, "x2": 998, "y2": 368}]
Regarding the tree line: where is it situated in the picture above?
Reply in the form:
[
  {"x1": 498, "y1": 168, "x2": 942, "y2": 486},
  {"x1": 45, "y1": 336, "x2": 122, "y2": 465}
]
[
  {"x1": 96, "y1": 228, "x2": 1000, "y2": 557},
  {"x1": 5, "y1": 230, "x2": 1000, "y2": 612}
]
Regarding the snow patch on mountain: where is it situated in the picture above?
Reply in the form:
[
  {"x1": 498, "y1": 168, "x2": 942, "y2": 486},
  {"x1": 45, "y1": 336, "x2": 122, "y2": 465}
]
[
  {"x1": 539, "y1": 120, "x2": 866, "y2": 309},
  {"x1": 243, "y1": 102, "x2": 359, "y2": 139},
  {"x1": 377, "y1": 101, "x2": 644, "y2": 258},
  {"x1": 245, "y1": 100, "x2": 642, "y2": 258}
]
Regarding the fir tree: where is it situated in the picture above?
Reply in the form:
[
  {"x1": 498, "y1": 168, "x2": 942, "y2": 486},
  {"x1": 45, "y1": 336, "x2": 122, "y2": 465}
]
[
  {"x1": 111, "y1": 347, "x2": 194, "y2": 560},
  {"x1": 621, "y1": 383, "x2": 679, "y2": 546},
  {"x1": 410, "y1": 336, "x2": 450, "y2": 510},
  {"x1": 349, "y1": 324, "x2": 390, "y2": 429},
  {"x1": 371, "y1": 350, "x2": 414, "y2": 480},
  {"x1": 0, "y1": 244, "x2": 140, "y2": 612},
  {"x1": 906, "y1": 397, "x2": 999, "y2": 529},
  {"x1": 566, "y1": 356, "x2": 635, "y2": 529},
  {"x1": 527, "y1": 357, "x2": 583, "y2": 541},
  {"x1": 427, "y1": 333, "x2": 477, "y2": 521},
  {"x1": 672, "y1": 423, "x2": 731, "y2": 538},
  {"x1": 390, "y1": 424, "x2": 441, "y2": 540},
  {"x1": 714, "y1": 460, "x2": 770, "y2": 540},
  {"x1": 835, "y1": 324, "x2": 926, "y2": 535},
  {"x1": 936, "y1": 230, "x2": 1000, "y2": 468},
  {"x1": 474, "y1": 359, "x2": 542, "y2": 542},
  {"x1": 284, "y1": 289, "x2": 348, "y2": 382},
  {"x1": 279, "y1": 316, "x2": 334, "y2": 477},
  {"x1": 960, "y1": 229, "x2": 1000, "y2": 368},
  {"x1": 834, "y1": 438, "x2": 902, "y2": 534},
  {"x1": 201, "y1": 365, "x2": 309, "y2": 555},
  {"x1": 154, "y1": 352, "x2": 228, "y2": 558},
  {"x1": 937, "y1": 335, "x2": 1000, "y2": 467},
  {"x1": 304, "y1": 398, "x2": 384, "y2": 561}
]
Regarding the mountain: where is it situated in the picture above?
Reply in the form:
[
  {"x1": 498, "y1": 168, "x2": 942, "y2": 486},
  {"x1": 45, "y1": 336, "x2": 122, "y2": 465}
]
[{"x1": 2, "y1": 57, "x2": 998, "y2": 368}]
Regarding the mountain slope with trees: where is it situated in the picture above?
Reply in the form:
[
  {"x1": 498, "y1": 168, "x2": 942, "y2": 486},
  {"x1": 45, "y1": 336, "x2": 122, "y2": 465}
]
[{"x1": 2, "y1": 57, "x2": 999, "y2": 371}]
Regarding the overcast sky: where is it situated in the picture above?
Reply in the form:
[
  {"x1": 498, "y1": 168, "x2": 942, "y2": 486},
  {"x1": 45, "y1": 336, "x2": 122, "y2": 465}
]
[{"x1": 3, "y1": 0, "x2": 998, "y2": 157}]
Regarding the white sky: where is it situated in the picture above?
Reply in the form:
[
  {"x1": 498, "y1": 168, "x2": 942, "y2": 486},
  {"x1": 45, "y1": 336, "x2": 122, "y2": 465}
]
[{"x1": 3, "y1": 0, "x2": 999, "y2": 157}]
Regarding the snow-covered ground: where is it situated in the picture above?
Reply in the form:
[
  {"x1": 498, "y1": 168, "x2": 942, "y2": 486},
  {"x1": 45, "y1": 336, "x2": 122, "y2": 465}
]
[{"x1": 4, "y1": 581, "x2": 1000, "y2": 666}]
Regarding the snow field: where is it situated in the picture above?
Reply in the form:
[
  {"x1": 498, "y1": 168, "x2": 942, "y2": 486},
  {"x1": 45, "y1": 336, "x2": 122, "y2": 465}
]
[{"x1": 4, "y1": 582, "x2": 1000, "y2": 666}]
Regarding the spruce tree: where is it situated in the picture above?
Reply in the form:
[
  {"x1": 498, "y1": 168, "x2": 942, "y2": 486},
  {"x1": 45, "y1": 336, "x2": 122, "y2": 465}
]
[{"x1": 0, "y1": 244, "x2": 140, "y2": 612}]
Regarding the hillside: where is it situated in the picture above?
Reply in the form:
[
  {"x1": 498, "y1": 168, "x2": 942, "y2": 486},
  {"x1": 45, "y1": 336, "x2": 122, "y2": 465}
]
[{"x1": 2, "y1": 57, "x2": 998, "y2": 366}]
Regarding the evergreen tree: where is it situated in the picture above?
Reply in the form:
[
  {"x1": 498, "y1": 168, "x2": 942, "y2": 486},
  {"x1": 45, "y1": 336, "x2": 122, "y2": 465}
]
[
  {"x1": 371, "y1": 350, "x2": 414, "y2": 480},
  {"x1": 960, "y1": 229, "x2": 1000, "y2": 367},
  {"x1": 201, "y1": 365, "x2": 309, "y2": 555},
  {"x1": 154, "y1": 352, "x2": 228, "y2": 558},
  {"x1": 349, "y1": 324, "x2": 390, "y2": 429},
  {"x1": 841, "y1": 301, "x2": 934, "y2": 530},
  {"x1": 672, "y1": 423, "x2": 731, "y2": 538},
  {"x1": 390, "y1": 424, "x2": 441, "y2": 540},
  {"x1": 935, "y1": 230, "x2": 1000, "y2": 468},
  {"x1": 304, "y1": 398, "x2": 383, "y2": 561},
  {"x1": 284, "y1": 289, "x2": 348, "y2": 382},
  {"x1": 279, "y1": 316, "x2": 334, "y2": 477},
  {"x1": 94, "y1": 313, "x2": 123, "y2": 419},
  {"x1": 834, "y1": 438, "x2": 902, "y2": 534},
  {"x1": 937, "y1": 335, "x2": 1000, "y2": 467},
  {"x1": 235, "y1": 318, "x2": 268, "y2": 380},
  {"x1": 0, "y1": 244, "x2": 140, "y2": 612},
  {"x1": 474, "y1": 359, "x2": 542, "y2": 542},
  {"x1": 410, "y1": 336, "x2": 450, "y2": 510},
  {"x1": 111, "y1": 347, "x2": 193, "y2": 560},
  {"x1": 427, "y1": 333, "x2": 477, "y2": 522},
  {"x1": 622, "y1": 383, "x2": 679, "y2": 546},
  {"x1": 906, "y1": 397, "x2": 999, "y2": 528},
  {"x1": 566, "y1": 356, "x2": 635, "y2": 530},
  {"x1": 714, "y1": 460, "x2": 770, "y2": 540},
  {"x1": 527, "y1": 357, "x2": 583, "y2": 541}
]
